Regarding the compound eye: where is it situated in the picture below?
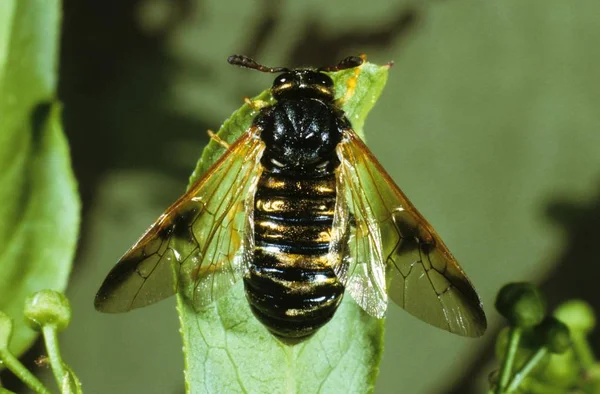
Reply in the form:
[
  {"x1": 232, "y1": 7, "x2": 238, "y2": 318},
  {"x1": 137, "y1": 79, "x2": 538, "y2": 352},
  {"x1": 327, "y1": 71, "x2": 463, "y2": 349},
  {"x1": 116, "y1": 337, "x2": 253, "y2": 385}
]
[
  {"x1": 305, "y1": 72, "x2": 333, "y2": 88},
  {"x1": 273, "y1": 73, "x2": 293, "y2": 88},
  {"x1": 319, "y1": 74, "x2": 334, "y2": 87}
]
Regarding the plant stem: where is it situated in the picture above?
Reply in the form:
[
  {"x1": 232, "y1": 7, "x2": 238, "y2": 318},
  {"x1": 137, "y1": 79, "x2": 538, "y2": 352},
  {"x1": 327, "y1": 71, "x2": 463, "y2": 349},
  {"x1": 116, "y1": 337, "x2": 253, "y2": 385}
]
[
  {"x1": 571, "y1": 332, "x2": 595, "y2": 368},
  {"x1": 506, "y1": 347, "x2": 548, "y2": 392},
  {"x1": 0, "y1": 349, "x2": 51, "y2": 394},
  {"x1": 496, "y1": 327, "x2": 522, "y2": 393},
  {"x1": 42, "y1": 324, "x2": 69, "y2": 392}
]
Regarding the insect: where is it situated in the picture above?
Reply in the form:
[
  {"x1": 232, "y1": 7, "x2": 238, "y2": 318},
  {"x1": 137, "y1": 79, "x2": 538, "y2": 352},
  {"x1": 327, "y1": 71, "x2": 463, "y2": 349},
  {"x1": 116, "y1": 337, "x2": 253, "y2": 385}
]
[{"x1": 95, "y1": 54, "x2": 487, "y2": 342}]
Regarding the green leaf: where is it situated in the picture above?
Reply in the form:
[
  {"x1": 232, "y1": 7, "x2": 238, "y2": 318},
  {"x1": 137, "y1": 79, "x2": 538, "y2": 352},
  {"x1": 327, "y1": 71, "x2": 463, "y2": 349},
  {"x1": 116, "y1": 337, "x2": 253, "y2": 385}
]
[
  {"x1": 177, "y1": 61, "x2": 389, "y2": 393},
  {"x1": 0, "y1": 0, "x2": 80, "y2": 356}
]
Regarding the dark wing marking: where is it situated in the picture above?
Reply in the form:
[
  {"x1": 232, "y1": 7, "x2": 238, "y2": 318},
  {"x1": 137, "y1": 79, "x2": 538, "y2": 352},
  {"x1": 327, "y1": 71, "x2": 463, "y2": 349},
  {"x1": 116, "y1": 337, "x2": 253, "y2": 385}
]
[
  {"x1": 334, "y1": 129, "x2": 486, "y2": 337},
  {"x1": 95, "y1": 127, "x2": 265, "y2": 313}
]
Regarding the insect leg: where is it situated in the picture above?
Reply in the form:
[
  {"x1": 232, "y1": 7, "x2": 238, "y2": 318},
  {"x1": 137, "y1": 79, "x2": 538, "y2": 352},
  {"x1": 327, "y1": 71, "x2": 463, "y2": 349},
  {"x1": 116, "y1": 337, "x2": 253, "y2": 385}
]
[
  {"x1": 244, "y1": 97, "x2": 270, "y2": 111},
  {"x1": 207, "y1": 129, "x2": 230, "y2": 149}
]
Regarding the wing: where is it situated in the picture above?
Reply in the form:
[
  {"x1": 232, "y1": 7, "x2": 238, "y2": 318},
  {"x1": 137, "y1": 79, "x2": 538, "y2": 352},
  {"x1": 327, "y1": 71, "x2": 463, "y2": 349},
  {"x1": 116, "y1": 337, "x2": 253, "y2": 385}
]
[
  {"x1": 95, "y1": 126, "x2": 265, "y2": 313},
  {"x1": 334, "y1": 129, "x2": 487, "y2": 337}
]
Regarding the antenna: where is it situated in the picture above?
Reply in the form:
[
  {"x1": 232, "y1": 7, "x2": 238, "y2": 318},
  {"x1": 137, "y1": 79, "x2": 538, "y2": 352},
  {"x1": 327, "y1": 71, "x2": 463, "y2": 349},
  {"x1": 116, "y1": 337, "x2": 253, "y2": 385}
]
[
  {"x1": 227, "y1": 55, "x2": 289, "y2": 73},
  {"x1": 318, "y1": 56, "x2": 364, "y2": 72}
]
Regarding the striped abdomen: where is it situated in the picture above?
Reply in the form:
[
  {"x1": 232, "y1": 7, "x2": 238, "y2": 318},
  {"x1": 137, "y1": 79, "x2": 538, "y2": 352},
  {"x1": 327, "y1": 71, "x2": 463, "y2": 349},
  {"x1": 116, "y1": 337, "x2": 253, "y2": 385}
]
[{"x1": 243, "y1": 172, "x2": 344, "y2": 341}]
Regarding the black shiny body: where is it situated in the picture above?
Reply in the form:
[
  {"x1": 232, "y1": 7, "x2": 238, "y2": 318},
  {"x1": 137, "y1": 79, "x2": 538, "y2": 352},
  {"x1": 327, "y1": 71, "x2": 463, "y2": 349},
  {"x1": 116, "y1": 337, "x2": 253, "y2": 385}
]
[{"x1": 243, "y1": 70, "x2": 350, "y2": 340}]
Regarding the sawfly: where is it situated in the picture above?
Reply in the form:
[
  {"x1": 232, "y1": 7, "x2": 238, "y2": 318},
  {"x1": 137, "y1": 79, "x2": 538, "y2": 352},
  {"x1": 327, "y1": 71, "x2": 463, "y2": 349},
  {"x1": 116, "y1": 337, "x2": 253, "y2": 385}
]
[{"x1": 95, "y1": 55, "x2": 487, "y2": 342}]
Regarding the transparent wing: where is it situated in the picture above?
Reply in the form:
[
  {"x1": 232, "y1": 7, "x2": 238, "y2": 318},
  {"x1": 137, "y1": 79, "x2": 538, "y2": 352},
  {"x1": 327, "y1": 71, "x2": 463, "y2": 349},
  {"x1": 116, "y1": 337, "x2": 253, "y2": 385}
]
[
  {"x1": 334, "y1": 129, "x2": 487, "y2": 337},
  {"x1": 330, "y1": 163, "x2": 388, "y2": 319},
  {"x1": 95, "y1": 127, "x2": 265, "y2": 313}
]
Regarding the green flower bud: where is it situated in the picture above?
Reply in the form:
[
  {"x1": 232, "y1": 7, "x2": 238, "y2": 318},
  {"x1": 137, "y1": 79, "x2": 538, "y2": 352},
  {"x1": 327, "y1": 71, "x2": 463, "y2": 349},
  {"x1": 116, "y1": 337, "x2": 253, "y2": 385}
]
[
  {"x1": 535, "y1": 317, "x2": 571, "y2": 354},
  {"x1": 553, "y1": 300, "x2": 596, "y2": 334},
  {"x1": 24, "y1": 290, "x2": 71, "y2": 331},
  {"x1": 495, "y1": 283, "x2": 546, "y2": 328},
  {"x1": 0, "y1": 311, "x2": 13, "y2": 350},
  {"x1": 534, "y1": 350, "x2": 580, "y2": 388}
]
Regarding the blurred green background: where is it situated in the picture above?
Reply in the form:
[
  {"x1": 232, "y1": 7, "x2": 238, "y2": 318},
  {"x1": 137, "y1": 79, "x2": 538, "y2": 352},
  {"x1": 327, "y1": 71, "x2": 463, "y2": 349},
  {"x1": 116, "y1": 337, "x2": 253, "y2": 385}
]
[{"x1": 6, "y1": 0, "x2": 600, "y2": 392}]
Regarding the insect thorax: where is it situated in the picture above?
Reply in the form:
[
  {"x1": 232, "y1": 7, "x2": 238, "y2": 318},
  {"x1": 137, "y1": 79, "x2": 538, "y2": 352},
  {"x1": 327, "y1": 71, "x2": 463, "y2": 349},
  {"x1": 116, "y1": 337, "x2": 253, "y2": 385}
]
[{"x1": 254, "y1": 71, "x2": 350, "y2": 177}]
